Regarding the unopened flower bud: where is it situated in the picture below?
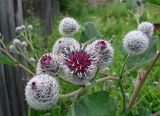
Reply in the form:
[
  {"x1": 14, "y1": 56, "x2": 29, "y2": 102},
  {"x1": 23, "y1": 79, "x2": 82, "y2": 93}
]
[
  {"x1": 16, "y1": 26, "x2": 22, "y2": 32},
  {"x1": 21, "y1": 25, "x2": 26, "y2": 30},
  {"x1": 59, "y1": 17, "x2": 79, "y2": 36},
  {"x1": 21, "y1": 41, "x2": 28, "y2": 48},
  {"x1": 85, "y1": 39, "x2": 114, "y2": 68},
  {"x1": 13, "y1": 39, "x2": 21, "y2": 46},
  {"x1": 25, "y1": 74, "x2": 59, "y2": 110},
  {"x1": 123, "y1": 30, "x2": 149, "y2": 55},
  {"x1": 29, "y1": 57, "x2": 36, "y2": 63},
  {"x1": 53, "y1": 37, "x2": 80, "y2": 56},
  {"x1": 36, "y1": 53, "x2": 60, "y2": 76},
  {"x1": 138, "y1": 22, "x2": 154, "y2": 37},
  {"x1": 27, "y1": 25, "x2": 33, "y2": 30}
]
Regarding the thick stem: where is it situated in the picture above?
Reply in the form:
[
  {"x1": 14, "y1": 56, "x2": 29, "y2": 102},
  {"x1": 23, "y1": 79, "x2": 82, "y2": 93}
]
[
  {"x1": 60, "y1": 87, "x2": 84, "y2": 98},
  {"x1": 59, "y1": 76, "x2": 118, "y2": 98},
  {"x1": 128, "y1": 51, "x2": 160, "y2": 110}
]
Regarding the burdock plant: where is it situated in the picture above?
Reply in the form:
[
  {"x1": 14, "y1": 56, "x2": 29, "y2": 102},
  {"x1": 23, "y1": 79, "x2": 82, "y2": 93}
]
[{"x1": 0, "y1": 16, "x2": 159, "y2": 115}]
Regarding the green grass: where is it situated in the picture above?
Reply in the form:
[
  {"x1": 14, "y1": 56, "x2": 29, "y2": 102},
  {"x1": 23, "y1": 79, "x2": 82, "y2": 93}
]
[{"x1": 28, "y1": 1, "x2": 160, "y2": 115}]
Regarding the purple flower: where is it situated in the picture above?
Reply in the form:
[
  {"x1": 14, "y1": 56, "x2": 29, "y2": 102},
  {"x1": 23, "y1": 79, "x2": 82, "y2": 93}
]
[
  {"x1": 85, "y1": 39, "x2": 114, "y2": 69},
  {"x1": 25, "y1": 74, "x2": 59, "y2": 110},
  {"x1": 53, "y1": 38, "x2": 98, "y2": 85},
  {"x1": 36, "y1": 53, "x2": 60, "y2": 76}
]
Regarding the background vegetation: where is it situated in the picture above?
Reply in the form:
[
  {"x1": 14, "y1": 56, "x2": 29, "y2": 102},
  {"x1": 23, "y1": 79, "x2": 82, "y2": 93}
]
[{"x1": 24, "y1": 0, "x2": 160, "y2": 115}]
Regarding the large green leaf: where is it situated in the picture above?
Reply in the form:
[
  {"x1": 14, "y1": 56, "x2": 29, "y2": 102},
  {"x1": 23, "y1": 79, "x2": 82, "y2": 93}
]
[
  {"x1": 137, "y1": 107, "x2": 151, "y2": 116},
  {"x1": 68, "y1": 91, "x2": 117, "y2": 116},
  {"x1": 80, "y1": 22, "x2": 103, "y2": 43},
  {"x1": 126, "y1": 36, "x2": 158, "y2": 71},
  {"x1": 0, "y1": 55, "x2": 18, "y2": 66}
]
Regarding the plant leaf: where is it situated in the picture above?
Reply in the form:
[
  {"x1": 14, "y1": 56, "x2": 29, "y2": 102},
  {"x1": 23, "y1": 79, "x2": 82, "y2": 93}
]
[
  {"x1": 68, "y1": 91, "x2": 117, "y2": 116},
  {"x1": 126, "y1": 36, "x2": 158, "y2": 71},
  {"x1": 137, "y1": 107, "x2": 151, "y2": 116},
  {"x1": 0, "y1": 55, "x2": 18, "y2": 66},
  {"x1": 80, "y1": 22, "x2": 103, "y2": 43}
]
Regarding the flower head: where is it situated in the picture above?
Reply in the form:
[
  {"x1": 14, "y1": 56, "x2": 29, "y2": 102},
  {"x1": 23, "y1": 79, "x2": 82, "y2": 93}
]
[
  {"x1": 16, "y1": 26, "x2": 22, "y2": 32},
  {"x1": 138, "y1": 22, "x2": 154, "y2": 37},
  {"x1": 21, "y1": 41, "x2": 28, "y2": 48},
  {"x1": 123, "y1": 30, "x2": 149, "y2": 55},
  {"x1": 13, "y1": 39, "x2": 21, "y2": 46},
  {"x1": 21, "y1": 25, "x2": 26, "y2": 30},
  {"x1": 53, "y1": 37, "x2": 80, "y2": 56},
  {"x1": 85, "y1": 39, "x2": 114, "y2": 68},
  {"x1": 59, "y1": 17, "x2": 79, "y2": 36},
  {"x1": 27, "y1": 25, "x2": 33, "y2": 30},
  {"x1": 36, "y1": 53, "x2": 60, "y2": 76},
  {"x1": 56, "y1": 39, "x2": 98, "y2": 85},
  {"x1": 29, "y1": 57, "x2": 36, "y2": 63},
  {"x1": 25, "y1": 74, "x2": 59, "y2": 110}
]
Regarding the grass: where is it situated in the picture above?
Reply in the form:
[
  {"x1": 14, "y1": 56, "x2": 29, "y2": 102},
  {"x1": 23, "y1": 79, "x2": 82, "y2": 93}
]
[{"x1": 27, "y1": 0, "x2": 160, "y2": 115}]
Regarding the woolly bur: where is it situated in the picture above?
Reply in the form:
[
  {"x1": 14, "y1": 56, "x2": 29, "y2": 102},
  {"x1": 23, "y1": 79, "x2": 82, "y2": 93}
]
[
  {"x1": 138, "y1": 22, "x2": 154, "y2": 37},
  {"x1": 85, "y1": 39, "x2": 114, "y2": 69},
  {"x1": 53, "y1": 37, "x2": 80, "y2": 56},
  {"x1": 25, "y1": 74, "x2": 59, "y2": 110},
  {"x1": 123, "y1": 30, "x2": 149, "y2": 55},
  {"x1": 13, "y1": 39, "x2": 21, "y2": 47},
  {"x1": 59, "y1": 17, "x2": 79, "y2": 36},
  {"x1": 55, "y1": 38, "x2": 98, "y2": 85},
  {"x1": 36, "y1": 53, "x2": 60, "y2": 76}
]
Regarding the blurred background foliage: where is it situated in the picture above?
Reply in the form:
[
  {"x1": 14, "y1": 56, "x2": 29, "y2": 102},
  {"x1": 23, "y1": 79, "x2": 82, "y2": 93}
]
[{"x1": 24, "y1": 0, "x2": 160, "y2": 115}]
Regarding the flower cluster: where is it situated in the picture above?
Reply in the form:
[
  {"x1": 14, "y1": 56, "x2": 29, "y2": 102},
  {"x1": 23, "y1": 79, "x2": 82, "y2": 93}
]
[
  {"x1": 16, "y1": 24, "x2": 33, "y2": 32},
  {"x1": 122, "y1": 22, "x2": 154, "y2": 55},
  {"x1": 9, "y1": 39, "x2": 28, "y2": 53},
  {"x1": 25, "y1": 17, "x2": 114, "y2": 110},
  {"x1": 10, "y1": 24, "x2": 34, "y2": 54}
]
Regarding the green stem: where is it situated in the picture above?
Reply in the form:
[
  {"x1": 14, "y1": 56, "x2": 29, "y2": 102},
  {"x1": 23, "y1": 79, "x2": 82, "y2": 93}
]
[
  {"x1": 16, "y1": 46, "x2": 35, "y2": 68},
  {"x1": 119, "y1": 80, "x2": 126, "y2": 113},
  {"x1": 118, "y1": 54, "x2": 130, "y2": 113},
  {"x1": 21, "y1": 31, "x2": 38, "y2": 60},
  {"x1": 27, "y1": 107, "x2": 31, "y2": 116},
  {"x1": 119, "y1": 54, "x2": 130, "y2": 80},
  {"x1": 71, "y1": 102, "x2": 76, "y2": 116},
  {"x1": 59, "y1": 76, "x2": 118, "y2": 98}
]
